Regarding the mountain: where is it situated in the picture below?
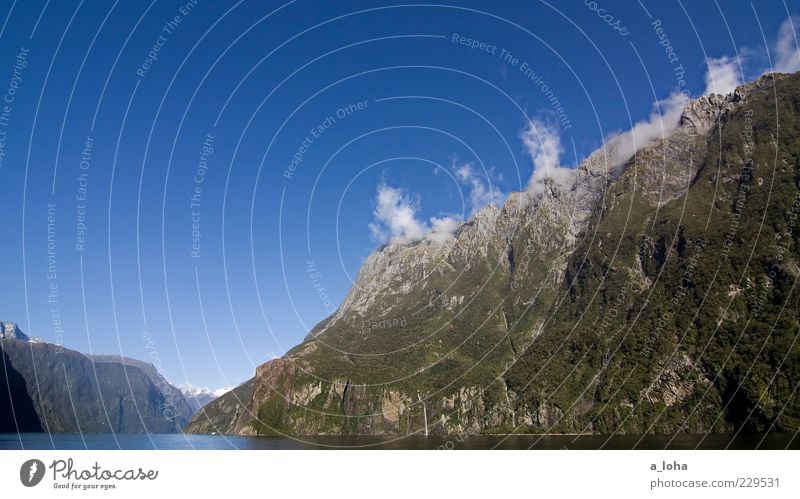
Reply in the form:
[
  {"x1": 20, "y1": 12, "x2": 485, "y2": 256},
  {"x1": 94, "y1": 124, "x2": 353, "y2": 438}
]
[
  {"x1": 1, "y1": 324, "x2": 194, "y2": 433},
  {"x1": 187, "y1": 72, "x2": 800, "y2": 436},
  {"x1": 179, "y1": 385, "x2": 231, "y2": 412}
]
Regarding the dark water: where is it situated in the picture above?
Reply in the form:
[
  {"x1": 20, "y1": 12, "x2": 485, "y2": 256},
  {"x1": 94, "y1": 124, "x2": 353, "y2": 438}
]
[{"x1": 1, "y1": 432, "x2": 798, "y2": 450}]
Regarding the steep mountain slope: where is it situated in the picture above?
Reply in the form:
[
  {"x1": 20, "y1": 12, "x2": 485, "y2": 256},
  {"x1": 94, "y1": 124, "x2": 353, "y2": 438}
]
[
  {"x1": 1, "y1": 327, "x2": 194, "y2": 433},
  {"x1": 188, "y1": 72, "x2": 800, "y2": 436},
  {"x1": 506, "y1": 72, "x2": 800, "y2": 434},
  {"x1": 88, "y1": 353, "x2": 194, "y2": 420}
]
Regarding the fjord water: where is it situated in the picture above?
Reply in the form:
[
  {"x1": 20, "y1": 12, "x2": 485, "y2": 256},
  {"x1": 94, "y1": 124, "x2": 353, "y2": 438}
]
[{"x1": 1, "y1": 433, "x2": 797, "y2": 450}]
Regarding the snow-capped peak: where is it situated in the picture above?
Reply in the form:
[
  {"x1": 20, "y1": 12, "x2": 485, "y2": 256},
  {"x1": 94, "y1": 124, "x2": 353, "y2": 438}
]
[{"x1": 178, "y1": 384, "x2": 231, "y2": 412}]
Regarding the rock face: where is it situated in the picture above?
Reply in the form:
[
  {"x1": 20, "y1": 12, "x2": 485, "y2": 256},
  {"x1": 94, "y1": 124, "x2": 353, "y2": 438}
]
[
  {"x1": 188, "y1": 72, "x2": 800, "y2": 436},
  {"x1": 1, "y1": 329, "x2": 194, "y2": 433}
]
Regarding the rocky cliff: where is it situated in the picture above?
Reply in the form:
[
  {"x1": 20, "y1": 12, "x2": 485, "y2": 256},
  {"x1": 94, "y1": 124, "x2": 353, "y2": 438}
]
[{"x1": 188, "y1": 72, "x2": 800, "y2": 436}]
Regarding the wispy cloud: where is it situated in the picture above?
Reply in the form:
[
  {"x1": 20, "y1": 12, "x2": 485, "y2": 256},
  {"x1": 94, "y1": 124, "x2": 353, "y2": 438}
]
[
  {"x1": 704, "y1": 56, "x2": 743, "y2": 95},
  {"x1": 369, "y1": 184, "x2": 461, "y2": 245},
  {"x1": 775, "y1": 16, "x2": 800, "y2": 73},
  {"x1": 604, "y1": 92, "x2": 688, "y2": 169},
  {"x1": 428, "y1": 216, "x2": 462, "y2": 244},
  {"x1": 369, "y1": 185, "x2": 426, "y2": 243},
  {"x1": 452, "y1": 161, "x2": 506, "y2": 215},
  {"x1": 520, "y1": 119, "x2": 574, "y2": 193},
  {"x1": 521, "y1": 119, "x2": 562, "y2": 174},
  {"x1": 702, "y1": 16, "x2": 799, "y2": 95}
]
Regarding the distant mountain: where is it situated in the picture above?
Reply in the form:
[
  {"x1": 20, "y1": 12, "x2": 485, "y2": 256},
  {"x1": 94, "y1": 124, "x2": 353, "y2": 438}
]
[
  {"x1": 188, "y1": 72, "x2": 800, "y2": 436},
  {"x1": 184, "y1": 380, "x2": 255, "y2": 435},
  {"x1": 1, "y1": 323, "x2": 194, "y2": 433},
  {"x1": 179, "y1": 385, "x2": 231, "y2": 412}
]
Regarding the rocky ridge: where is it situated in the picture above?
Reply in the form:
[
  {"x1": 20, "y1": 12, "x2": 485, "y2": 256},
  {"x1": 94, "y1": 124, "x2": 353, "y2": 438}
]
[{"x1": 188, "y1": 72, "x2": 800, "y2": 436}]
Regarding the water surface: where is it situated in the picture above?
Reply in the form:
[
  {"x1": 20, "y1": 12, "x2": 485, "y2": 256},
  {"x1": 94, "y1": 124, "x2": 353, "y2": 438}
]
[{"x1": 1, "y1": 432, "x2": 797, "y2": 450}]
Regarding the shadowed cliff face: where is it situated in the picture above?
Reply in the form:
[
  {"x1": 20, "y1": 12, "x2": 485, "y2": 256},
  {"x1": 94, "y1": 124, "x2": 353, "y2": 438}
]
[
  {"x1": 1, "y1": 337, "x2": 193, "y2": 434},
  {"x1": 188, "y1": 72, "x2": 800, "y2": 436},
  {"x1": 0, "y1": 349, "x2": 43, "y2": 433}
]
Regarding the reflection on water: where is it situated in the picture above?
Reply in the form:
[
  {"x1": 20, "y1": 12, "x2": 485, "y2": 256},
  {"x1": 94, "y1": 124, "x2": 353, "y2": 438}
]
[{"x1": 1, "y1": 432, "x2": 798, "y2": 450}]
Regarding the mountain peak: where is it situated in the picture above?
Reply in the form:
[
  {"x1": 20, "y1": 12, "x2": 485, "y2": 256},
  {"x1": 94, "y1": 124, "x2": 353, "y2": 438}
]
[
  {"x1": 0, "y1": 321, "x2": 28, "y2": 341},
  {"x1": 178, "y1": 384, "x2": 231, "y2": 412},
  {"x1": 682, "y1": 72, "x2": 789, "y2": 133}
]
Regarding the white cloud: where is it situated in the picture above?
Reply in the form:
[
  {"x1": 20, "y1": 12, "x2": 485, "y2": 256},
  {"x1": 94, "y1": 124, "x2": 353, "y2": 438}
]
[
  {"x1": 369, "y1": 184, "x2": 461, "y2": 245},
  {"x1": 697, "y1": 18, "x2": 798, "y2": 87},
  {"x1": 428, "y1": 216, "x2": 462, "y2": 243},
  {"x1": 775, "y1": 16, "x2": 800, "y2": 73},
  {"x1": 451, "y1": 161, "x2": 506, "y2": 215},
  {"x1": 603, "y1": 91, "x2": 688, "y2": 170},
  {"x1": 369, "y1": 185, "x2": 426, "y2": 243},
  {"x1": 704, "y1": 56, "x2": 743, "y2": 95},
  {"x1": 528, "y1": 163, "x2": 575, "y2": 192},
  {"x1": 521, "y1": 119, "x2": 562, "y2": 173},
  {"x1": 455, "y1": 163, "x2": 472, "y2": 183},
  {"x1": 520, "y1": 119, "x2": 575, "y2": 194}
]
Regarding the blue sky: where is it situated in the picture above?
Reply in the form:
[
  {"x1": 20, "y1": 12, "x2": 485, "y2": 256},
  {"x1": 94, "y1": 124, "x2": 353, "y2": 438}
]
[{"x1": 0, "y1": 0, "x2": 798, "y2": 389}]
